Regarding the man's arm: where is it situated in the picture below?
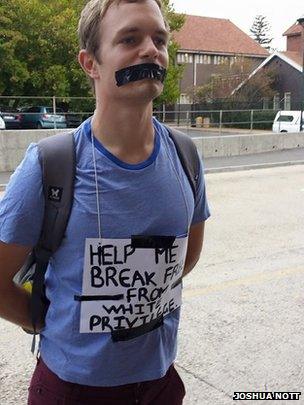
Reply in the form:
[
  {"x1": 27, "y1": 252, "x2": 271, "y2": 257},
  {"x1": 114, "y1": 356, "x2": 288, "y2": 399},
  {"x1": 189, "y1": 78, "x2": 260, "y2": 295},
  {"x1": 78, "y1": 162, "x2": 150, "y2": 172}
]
[
  {"x1": 0, "y1": 241, "x2": 35, "y2": 331},
  {"x1": 182, "y1": 221, "x2": 205, "y2": 278}
]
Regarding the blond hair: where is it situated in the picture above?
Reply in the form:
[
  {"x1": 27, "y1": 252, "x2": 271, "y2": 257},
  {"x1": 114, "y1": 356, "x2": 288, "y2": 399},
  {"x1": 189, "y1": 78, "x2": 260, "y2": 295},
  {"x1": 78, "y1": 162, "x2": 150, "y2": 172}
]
[{"x1": 78, "y1": 0, "x2": 168, "y2": 61}]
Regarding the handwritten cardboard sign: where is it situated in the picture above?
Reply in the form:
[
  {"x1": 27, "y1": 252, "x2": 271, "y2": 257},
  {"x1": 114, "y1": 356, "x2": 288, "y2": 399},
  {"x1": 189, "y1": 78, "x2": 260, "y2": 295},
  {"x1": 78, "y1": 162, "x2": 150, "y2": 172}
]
[{"x1": 78, "y1": 236, "x2": 188, "y2": 333}]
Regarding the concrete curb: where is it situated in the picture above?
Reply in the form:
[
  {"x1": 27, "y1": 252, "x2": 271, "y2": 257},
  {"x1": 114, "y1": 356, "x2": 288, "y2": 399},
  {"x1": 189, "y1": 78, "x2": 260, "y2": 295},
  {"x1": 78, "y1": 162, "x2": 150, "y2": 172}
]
[
  {"x1": 205, "y1": 160, "x2": 304, "y2": 174},
  {"x1": 2, "y1": 130, "x2": 304, "y2": 171},
  {"x1": 1, "y1": 161, "x2": 304, "y2": 191}
]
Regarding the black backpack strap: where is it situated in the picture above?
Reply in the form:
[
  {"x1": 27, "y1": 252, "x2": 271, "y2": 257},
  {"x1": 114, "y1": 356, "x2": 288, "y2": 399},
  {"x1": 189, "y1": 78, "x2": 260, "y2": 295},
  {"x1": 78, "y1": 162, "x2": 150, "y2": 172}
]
[
  {"x1": 37, "y1": 131, "x2": 76, "y2": 253},
  {"x1": 30, "y1": 132, "x2": 75, "y2": 346},
  {"x1": 165, "y1": 126, "x2": 200, "y2": 201}
]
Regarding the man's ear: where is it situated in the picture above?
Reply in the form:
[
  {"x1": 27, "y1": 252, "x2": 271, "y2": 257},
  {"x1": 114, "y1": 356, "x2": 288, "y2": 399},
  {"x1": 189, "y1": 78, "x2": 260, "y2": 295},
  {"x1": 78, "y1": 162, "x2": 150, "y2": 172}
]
[{"x1": 78, "y1": 49, "x2": 100, "y2": 80}]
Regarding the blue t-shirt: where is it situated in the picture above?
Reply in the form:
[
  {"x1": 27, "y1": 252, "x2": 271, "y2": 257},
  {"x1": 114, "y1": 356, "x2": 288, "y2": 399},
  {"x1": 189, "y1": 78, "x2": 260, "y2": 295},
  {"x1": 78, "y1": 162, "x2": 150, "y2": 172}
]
[{"x1": 0, "y1": 117, "x2": 210, "y2": 386}]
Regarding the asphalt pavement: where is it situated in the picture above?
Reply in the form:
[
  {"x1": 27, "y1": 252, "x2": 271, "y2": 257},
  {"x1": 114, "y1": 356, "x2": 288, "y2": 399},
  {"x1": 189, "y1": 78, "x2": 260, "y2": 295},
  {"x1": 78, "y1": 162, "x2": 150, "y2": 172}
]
[{"x1": 1, "y1": 165, "x2": 304, "y2": 404}]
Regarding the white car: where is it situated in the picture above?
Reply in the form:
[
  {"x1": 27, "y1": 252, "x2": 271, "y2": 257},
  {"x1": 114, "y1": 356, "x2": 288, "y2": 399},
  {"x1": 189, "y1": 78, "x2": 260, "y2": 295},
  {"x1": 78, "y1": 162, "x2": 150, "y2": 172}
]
[
  {"x1": 272, "y1": 110, "x2": 304, "y2": 133},
  {"x1": 0, "y1": 115, "x2": 5, "y2": 130}
]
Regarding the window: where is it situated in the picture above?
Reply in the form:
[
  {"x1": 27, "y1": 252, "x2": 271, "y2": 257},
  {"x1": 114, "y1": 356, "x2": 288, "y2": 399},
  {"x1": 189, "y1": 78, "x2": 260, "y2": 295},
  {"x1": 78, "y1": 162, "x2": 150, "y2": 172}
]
[
  {"x1": 180, "y1": 94, "x2": 190, "y2": 104},
  {"x1": 273, "y1": 94, "x2": 280, "y2": 110},
  {"x1": 45, "y1": 107, "x2": 64, "y2": 114},
  {"x1": 213, "y1": 55, "x2": 226, "y2": 65},
  {"x1": 176, "y1": 53, "x2": 193, "y2": 64},
  {"x1": 263, "y1": 98, "x2": 269, "y2": 110},
  {"x1": 276, "y1": 115, "x2": 294, "y2": 122},
  {"x1": 185, "y1": 53, "x2": 193, "y2": 63},
  {"x1": 284, "y1": 92, "x2": 291, "y2": 110},
  {"x1": 195, "y1": 54, "x2": 211, "y2": 64},
  {"x1": 176, "y1": 53, "x2": 183, "y2": 64}
]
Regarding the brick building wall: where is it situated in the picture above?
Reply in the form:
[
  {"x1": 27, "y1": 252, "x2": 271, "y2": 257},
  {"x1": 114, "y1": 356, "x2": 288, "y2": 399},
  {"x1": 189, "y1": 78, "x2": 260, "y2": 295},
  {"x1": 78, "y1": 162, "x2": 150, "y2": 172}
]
[{"x1": 287, "y1": 35, "x2": 303, "y2": 54}]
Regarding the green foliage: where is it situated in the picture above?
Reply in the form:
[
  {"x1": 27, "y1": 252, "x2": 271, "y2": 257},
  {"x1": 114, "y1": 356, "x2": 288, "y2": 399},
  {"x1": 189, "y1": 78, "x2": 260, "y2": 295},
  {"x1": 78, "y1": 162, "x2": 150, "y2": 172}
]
[
  {"x1": 154, "y1": 40, "x2": 185, "y2": 106},
  {"x1": 155, "y1": 0, "x2": 186, "y2": 106},
  {"x1": 190, "y1": 55, "x2": 279, "y2": 109},
  {"x1": 221, "y1": 110, "x2": 277, "y2": 130},
  {"x1": 0, "y1": 0, "x2": 185, "y2": 108},
  {"x1": 250, "y1": 15, "x2": 273, "y2": 50},
  {"x1": 232, "y1": 66, "x2": 279, "y2": 102},
  {"x1": 0, "y1": 0, "x2": 88, "y2": 102},
  {"x1": 188, "y1": 57, "x2": 258, "y2": 103}
]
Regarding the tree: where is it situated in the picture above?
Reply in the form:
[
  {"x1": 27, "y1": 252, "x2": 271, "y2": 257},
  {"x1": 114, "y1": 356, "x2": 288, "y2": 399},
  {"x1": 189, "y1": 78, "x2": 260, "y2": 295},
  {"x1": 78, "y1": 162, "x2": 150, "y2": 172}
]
[
  {"x1": 0, "y1": 0, "x2": 185, "y2": 108},
  {"x1": 231, "y1": 66, "x2": 278, "y2": 103},
  {"x1": 186, "y1": 56, "x2": 257, "y2": 102},
  {"x1": 154, "y1": 0, "x2": 185, "y2": 107},
  {"x1": 0, "y1": 0, "x2": 87, "y2": 105},
  {"x1": 250, "y1": 15, "x2": 273, "y2": 50}
]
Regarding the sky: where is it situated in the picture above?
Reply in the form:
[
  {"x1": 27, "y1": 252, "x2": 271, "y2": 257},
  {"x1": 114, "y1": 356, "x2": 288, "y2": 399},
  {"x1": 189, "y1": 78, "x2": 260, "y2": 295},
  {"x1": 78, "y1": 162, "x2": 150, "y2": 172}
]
[{"x1": 171, "y1": 0, "x2": 304, "y2": 51}]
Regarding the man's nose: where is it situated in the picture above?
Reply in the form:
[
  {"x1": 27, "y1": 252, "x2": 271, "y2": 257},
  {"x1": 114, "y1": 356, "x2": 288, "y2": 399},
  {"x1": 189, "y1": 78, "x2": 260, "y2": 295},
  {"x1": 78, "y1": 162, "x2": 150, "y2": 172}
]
[{"x1": 139, "y1": 37, "x2": 159, "y2": 60}]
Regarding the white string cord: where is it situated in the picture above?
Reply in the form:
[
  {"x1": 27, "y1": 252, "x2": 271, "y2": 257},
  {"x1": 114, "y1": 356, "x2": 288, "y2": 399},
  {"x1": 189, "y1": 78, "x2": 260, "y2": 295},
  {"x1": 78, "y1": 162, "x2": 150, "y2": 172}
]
[{"x1": 91, "y1": 130, "x2": 102, "y2": 239}]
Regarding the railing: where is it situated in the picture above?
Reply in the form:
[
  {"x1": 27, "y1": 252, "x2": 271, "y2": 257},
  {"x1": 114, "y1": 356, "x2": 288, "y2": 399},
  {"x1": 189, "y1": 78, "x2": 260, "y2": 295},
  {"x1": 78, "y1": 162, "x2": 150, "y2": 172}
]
[
  {"x1": 0, "y1": 96, "x2": 280, "y2": 132},
  {"x1": 153, "y1": 109, "x2": 279, "y2": 132}
]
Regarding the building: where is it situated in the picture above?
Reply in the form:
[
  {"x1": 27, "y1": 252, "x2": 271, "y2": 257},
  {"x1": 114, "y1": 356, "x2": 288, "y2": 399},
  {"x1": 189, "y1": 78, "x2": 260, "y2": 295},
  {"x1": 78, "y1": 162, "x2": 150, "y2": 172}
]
[
  {"x1": 172, "y1": 15, "x2": 269, "y2": 103},
  {"x1": 232, "y1": 20, "x2": 304, "y2": 110}
]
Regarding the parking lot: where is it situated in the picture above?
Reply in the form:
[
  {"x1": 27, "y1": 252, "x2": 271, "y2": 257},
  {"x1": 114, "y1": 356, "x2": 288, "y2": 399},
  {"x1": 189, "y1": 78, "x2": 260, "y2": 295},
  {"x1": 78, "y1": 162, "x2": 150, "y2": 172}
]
[
  {"x1": 0, "y1": 165, "x2": 304, "y2": 404},
  {"x1": 179, "y1": 164, "x2": 304, "y2": 404}
]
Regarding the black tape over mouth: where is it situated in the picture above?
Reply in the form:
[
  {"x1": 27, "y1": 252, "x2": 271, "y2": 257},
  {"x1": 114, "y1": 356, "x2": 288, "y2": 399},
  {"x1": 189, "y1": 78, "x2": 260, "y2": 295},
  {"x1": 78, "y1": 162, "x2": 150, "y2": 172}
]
[{"x1": 115, "y1": 63, "x2": 167, "y2": 87}]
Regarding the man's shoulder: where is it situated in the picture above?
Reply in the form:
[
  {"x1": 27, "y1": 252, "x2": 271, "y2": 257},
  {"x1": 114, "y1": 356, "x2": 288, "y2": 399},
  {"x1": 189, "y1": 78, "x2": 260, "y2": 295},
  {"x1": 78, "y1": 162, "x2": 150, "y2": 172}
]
[
  {"x1": 153, "y1": 117, "x2": 169, "y2": 136},
  {"x1": 37, "y1": 122, "x2": 86, "y2": 161}
]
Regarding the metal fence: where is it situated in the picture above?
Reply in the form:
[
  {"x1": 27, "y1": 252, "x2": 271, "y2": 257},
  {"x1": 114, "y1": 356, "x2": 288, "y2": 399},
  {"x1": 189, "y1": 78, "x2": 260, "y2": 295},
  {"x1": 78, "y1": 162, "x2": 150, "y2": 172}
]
[
  {"x1": 0, "y1": 95, "x2": 281, "y2": 132},
  {"x1": 153, "y1": 108, "x2": 279, "y2": 131}
]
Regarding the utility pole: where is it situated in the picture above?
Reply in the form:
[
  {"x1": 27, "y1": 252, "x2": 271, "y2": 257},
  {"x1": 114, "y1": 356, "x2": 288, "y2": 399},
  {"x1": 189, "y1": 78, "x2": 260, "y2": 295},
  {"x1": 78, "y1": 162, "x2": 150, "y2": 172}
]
[{"x1": 297, "y1": 15, "x2": 304, "y2": 131}]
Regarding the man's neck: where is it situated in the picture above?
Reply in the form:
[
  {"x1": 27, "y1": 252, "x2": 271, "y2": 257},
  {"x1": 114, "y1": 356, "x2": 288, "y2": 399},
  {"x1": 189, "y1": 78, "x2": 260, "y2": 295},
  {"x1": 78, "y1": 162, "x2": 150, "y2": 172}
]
[{"x1": 91, "y1": 101, "x2": 155, "y2": 164}]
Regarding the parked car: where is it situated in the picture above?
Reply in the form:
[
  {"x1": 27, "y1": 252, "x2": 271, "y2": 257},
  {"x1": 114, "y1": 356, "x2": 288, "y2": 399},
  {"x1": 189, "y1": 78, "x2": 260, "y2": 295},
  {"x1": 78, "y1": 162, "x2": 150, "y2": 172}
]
[
  {"x1": 0, "y1": 115, "x2": 5, "y2": 130},
  {"x1": 18, "y1": 106, "x2": 67, "y2": 129},
  {"x1": 272, "y1": 110, "x2": 304, "y2": 133},
  {"x1": 0, "y1": 108, "x2": 22, "y2": 129},
  {"x1": 65, "y1": 112, "x2": 83, "y2": 128}
]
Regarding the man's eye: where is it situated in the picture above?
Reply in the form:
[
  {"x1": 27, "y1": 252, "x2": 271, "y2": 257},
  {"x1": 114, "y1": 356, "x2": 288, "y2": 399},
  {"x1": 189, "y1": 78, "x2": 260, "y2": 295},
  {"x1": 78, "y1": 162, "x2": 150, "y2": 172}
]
[
  {"x1": 121, "y1": 37, "x2": 136, "y2": 44},
  {"x1": 155, "y1": 38, "x2": 166, "y2": 46}
]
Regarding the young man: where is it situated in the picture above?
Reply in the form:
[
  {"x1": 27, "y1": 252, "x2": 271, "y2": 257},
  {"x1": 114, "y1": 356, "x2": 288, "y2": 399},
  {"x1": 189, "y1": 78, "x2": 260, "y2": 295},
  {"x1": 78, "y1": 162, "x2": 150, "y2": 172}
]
[{"x1": 0, "y1": 0, "x2": 210, "y2": 403}]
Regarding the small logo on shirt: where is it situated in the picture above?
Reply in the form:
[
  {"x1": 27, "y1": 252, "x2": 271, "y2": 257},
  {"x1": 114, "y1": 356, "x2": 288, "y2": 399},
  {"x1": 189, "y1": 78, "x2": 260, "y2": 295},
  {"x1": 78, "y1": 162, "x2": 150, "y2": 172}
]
[{"x1": 48, "y1": 186, "x2": 63, "y2": 202}]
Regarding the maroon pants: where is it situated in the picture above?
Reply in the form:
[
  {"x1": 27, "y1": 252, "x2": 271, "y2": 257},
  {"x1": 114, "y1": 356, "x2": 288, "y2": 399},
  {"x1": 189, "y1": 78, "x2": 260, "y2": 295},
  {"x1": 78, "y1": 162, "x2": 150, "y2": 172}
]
[{"x1": 28, "y1": 357, "x2": 186, "y2": 405}]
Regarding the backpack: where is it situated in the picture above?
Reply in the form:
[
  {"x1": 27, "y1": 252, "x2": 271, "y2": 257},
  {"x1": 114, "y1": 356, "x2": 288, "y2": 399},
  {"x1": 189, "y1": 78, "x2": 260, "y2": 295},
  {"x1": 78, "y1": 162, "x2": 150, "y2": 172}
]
[{"x1": 13, "y1": 125, "x2": 200, "y2": 353}]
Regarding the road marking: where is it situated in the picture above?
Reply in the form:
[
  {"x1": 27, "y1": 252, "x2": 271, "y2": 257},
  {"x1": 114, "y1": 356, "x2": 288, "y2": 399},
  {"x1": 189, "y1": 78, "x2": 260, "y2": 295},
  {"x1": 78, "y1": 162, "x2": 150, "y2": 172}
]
[
  {"x1": 205, "y1": 160, "x2": 304, "y2": 174},
  {"x1": 183, "y1": 265, "x2": 304, "y2": 299}
]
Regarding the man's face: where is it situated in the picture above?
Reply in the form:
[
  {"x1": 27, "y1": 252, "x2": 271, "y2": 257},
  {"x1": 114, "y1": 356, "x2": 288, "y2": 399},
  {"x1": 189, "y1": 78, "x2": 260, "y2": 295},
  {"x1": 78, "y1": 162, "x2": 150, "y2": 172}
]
[{"x1": 94, "y1": 0, "x2": 169, "y2": 103}]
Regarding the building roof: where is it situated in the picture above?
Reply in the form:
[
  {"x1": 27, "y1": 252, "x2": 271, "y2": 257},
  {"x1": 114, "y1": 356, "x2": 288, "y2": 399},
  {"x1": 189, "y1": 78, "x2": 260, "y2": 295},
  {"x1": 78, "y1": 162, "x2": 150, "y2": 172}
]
[
  {"x1": 173, "y1": 15, "x2": 269, "y2": 57},
  {"x1": 231, "y1": 51, "x2": 302, "y2": 95},
  {"x1": 283, "y1": 23, "x2": 302, "y2": 36}
]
